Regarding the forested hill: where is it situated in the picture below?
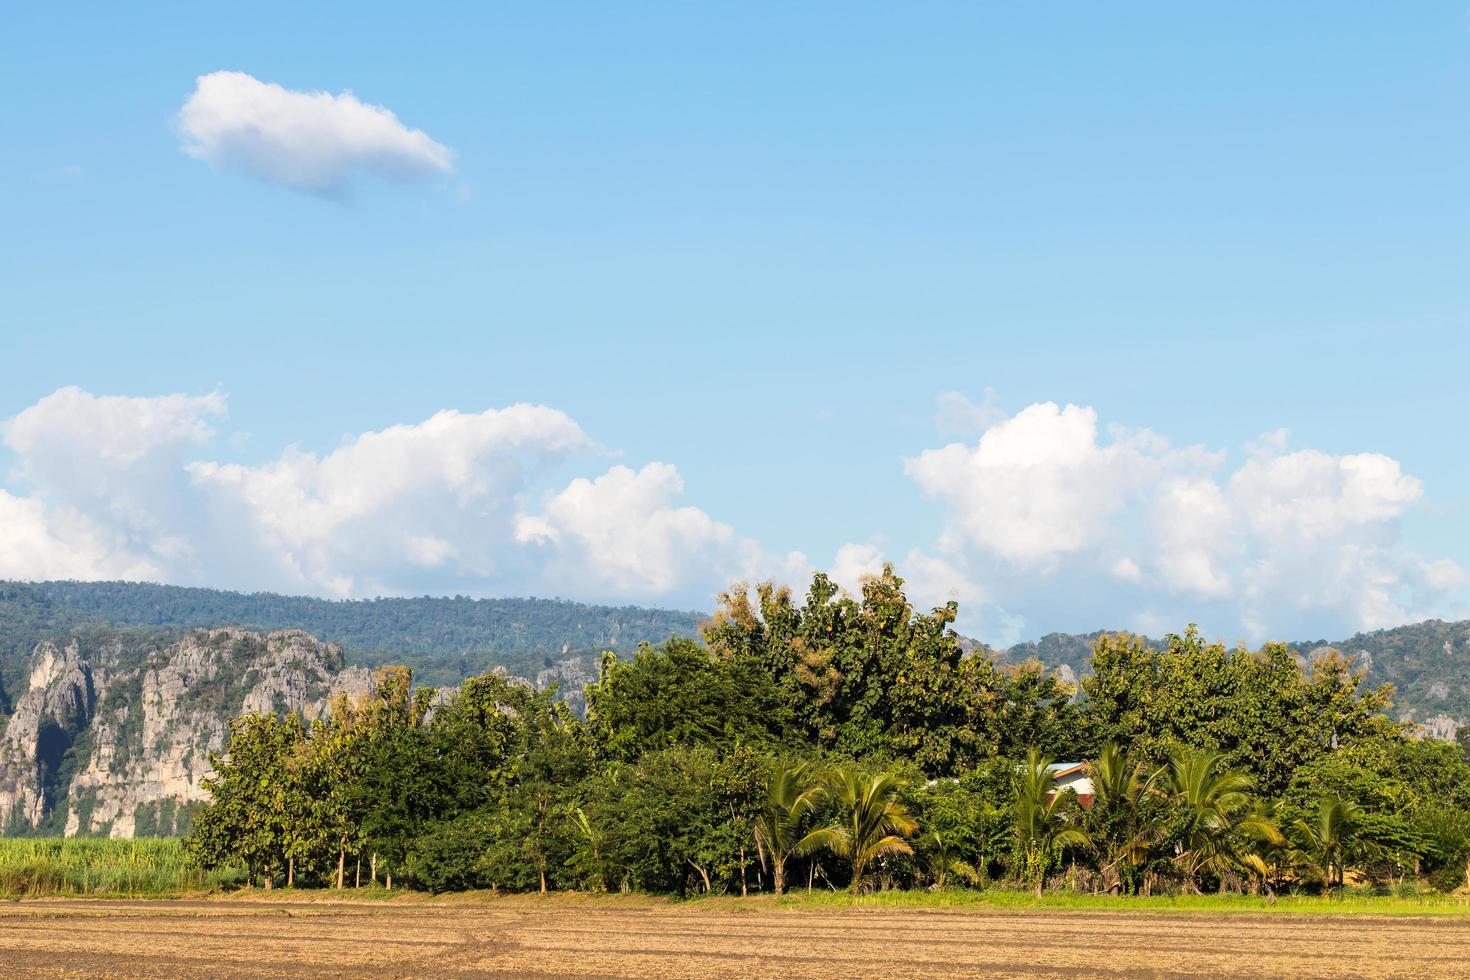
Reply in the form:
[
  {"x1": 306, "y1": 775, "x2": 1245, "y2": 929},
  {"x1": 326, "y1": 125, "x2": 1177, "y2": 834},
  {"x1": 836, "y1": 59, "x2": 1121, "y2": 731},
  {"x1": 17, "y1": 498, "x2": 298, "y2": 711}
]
[
  {"x1": 2, "y1": 581, "x2": 706, "y2": 690},
  {"x1": 1289, "y1": 620, "x2": 1470, "y2": 737}
]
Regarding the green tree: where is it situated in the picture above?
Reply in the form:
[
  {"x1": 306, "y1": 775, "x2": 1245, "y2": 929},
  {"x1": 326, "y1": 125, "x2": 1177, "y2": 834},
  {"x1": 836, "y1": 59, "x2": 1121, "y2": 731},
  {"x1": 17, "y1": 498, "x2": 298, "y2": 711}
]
[
  {"x1": 584, "y1": 638, "x2": 791, "y2": 760},
  {"x1": 1012, "y1": 749, "x2": 1090, "y2": 895},
  {"x1": 1083, "y1": 628, "x2": 1395, "y2": 797},
  {"x1": 751, "y1": 762, "x2": 830, "y2": 897},
  {"x1": 1166, "y1": 748, "x2": 1281, "y2": 893},
  {"x1": 910, "y1": 760, "x2": 1014, "y2": 888},
  {"x1": 1290, "y1": 798, "x2": 1361, "y2": 893},
  {"x1": 807, "y1": 769, "x2": 919, "y2": 895},
  {"x1": 187, "y1": 712, "x2": 305, "y2": 887},
  {"x1": 1084, "y1": 743, "x2": 1166, "y2": 894},
  {"x1": 705, "y1": 569, "x2": 995, "y2": 775}
]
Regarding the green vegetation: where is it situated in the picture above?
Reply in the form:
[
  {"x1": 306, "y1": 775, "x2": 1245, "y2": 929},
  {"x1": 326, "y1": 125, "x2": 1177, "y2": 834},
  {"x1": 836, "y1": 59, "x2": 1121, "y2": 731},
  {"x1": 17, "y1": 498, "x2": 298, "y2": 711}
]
[
  {"x1": 726, "y1": 888, "x2": 1470, "y2": 916},
  {"x1": 181, "y1": 568, "x2": 1470, "y2": 900},
  {"x1": 1290, "y1": 620, "x2": 1470, "y2": 729},
  {"x1": 0, "y1": 837, "x2": 239, "y2": 897}
]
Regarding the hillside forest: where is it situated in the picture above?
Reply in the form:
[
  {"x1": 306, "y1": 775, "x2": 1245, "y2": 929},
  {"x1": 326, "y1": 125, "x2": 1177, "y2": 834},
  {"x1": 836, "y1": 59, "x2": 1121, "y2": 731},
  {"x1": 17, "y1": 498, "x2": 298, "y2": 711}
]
[{"x1": 184, "y1": 569, "x2": 1470, "y2": 897}]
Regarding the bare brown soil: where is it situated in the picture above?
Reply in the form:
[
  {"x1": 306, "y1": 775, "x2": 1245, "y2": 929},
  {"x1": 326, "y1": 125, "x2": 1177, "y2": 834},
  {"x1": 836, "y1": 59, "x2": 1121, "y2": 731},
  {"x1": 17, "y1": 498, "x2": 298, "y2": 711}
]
[{"x1": 3, "y1": 896, "x2": 1469, "y2": 978}]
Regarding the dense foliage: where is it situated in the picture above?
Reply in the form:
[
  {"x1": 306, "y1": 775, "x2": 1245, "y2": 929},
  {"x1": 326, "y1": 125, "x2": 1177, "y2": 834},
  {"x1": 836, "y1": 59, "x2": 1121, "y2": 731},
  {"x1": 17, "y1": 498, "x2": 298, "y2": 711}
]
[{"x1": 185, "y1": 569, "x2": 1470, "y2": 897}]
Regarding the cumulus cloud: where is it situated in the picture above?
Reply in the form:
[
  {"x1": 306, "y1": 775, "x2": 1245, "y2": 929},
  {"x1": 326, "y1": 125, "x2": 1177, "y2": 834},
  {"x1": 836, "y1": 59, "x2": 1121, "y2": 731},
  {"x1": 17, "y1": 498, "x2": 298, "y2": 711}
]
[
  {"x1": 828, "y1": 542, "x2": 987, "y2": 628},
  {"x1": 0, "y1": 385, "x2": 1463, "y2": 643},
  {"x1": 177, "y1": 71, "x2": 453, "y2": 194},
  {"x1": 904, "y1": 402, "x2": 1465, "y2": 641},
  {"x1": 518, "y1": 463, "x2": 769, "y2": 597},
  {"x1": 0, "y1": 387, "x2": 794, "y2": 607},
  {"x1": 3, "y1": 387, "x2": 227, "y2": 575},
  {"x1": 187, "y1": 405, "x2": 593, "y2": 596},
  {"x1": 934, "y1": 388, "x2": 1006, "y2": 437},
  {"x1": 0, "y1": 491, "x2": 158, "y2": 582},
  {"x1": 906, "y1": 402, "x2": 1218, "y2": 566}
]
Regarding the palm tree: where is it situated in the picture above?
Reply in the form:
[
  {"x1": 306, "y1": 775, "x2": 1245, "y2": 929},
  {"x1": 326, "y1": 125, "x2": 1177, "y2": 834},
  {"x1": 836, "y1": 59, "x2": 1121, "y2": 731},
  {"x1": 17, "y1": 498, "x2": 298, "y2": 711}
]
[
  {"x1": 1014, "y1": 749, "x2": 1091, "y2": 896},
  {"x1": 1085, "y1": 743, "x2": 1165, "y2": 894},
  {"x1": 751, "y1": 763, "x2": 831, "y2": 898},
  {"x1": 807, "y1": 769, "x2": 918, "y2": 895},
  {"x1": 917, "y1": 830, "x2": 981, "y2": 890},
  {"x1": 1167, "y1": 748, "x2": 1281, "y2": 893},
  {"x1": 1291, "y1": 797, "x2": 1360, "y2": 894}
]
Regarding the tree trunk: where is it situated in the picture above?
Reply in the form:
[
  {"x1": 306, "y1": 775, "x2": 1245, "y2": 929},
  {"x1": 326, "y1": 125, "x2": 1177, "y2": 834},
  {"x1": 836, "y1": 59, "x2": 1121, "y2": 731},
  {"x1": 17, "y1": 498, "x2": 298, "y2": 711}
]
[
  {"x1": 355, "y1": 855, "x2": 361, "y2": 889},
  {"x1": 540, "y1": 866, "x2": 547, "y2": 894},
  {"x1": 688, "y1": 860, "x2": 711, "y2": 895},
  {"x1": 807, "y1": 861, "x2": 815, "y2": 893},
  {"x1": 337, "y1": 846, "x2": 346, "y2": 890},
  {"x1": 264, "y1": 866, "x2": 273, "y2": 890},
  {"x1": 773, "y1": 859, "x2": 784, "y2": 898},
  {"x1": 371, "y1": 853, "x2": 378, "y2": 886},
  {"x1": 740, "y1": 846, "x2": 747, "y2": 898},
  {"x1": 287, "y1": 856, "x2": 294, "y2": 888},
  {"x1": 386, "y1": 873, "x2": 392, "y2": 890}
]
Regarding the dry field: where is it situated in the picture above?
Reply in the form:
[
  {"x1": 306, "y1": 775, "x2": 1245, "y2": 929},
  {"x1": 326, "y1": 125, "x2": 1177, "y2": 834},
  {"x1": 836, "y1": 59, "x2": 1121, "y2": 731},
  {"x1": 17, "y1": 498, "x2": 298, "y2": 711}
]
[{"x1": 2, "y1": 896, "x2": 1469, "y2": 978}]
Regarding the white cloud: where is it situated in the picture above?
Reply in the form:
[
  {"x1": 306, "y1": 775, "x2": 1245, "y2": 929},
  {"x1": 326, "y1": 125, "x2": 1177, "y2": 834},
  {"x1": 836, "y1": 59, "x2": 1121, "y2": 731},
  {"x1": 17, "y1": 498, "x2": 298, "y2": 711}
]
[
  {"x1": 934, "y1": 388, "x2": 1005, "y2": 436},
  {"x1": 906, "y1": 402, "x2": 1216, "y2": 566},
  {"x1": 187, "y1": 405, "x2": 592, "y2": 596},
  {"x1": 0, "y1": 388, "x2": 798, "y2": 607},
  {"x1": 520, "y1": 462, "x2": 762, "y2": 597},
  {"x1": 3, "y1": 386, "x2": 226, "y2": 575},
  {"x1": 0, "y1": 386, "x2": 1464, "y2": 644},
  {"x1": 1150, "y1": 477, "x2": 1236, "y2": 598},
  {"x1": 0, "y1": 491, "x2": 157, "y2": 582},
  {"x1": 905, "y1": 404, "x2": 1464, "y2": 641},
  {"x1": 1422, "y1": 558, "x2": 1469, "y2": 592},
  {"x1": 177, "y1": 71, "x2": 453, "y2": 195},
  {"x1": 1109, "y1": 557, "x2": 1143, "y2": 583}
]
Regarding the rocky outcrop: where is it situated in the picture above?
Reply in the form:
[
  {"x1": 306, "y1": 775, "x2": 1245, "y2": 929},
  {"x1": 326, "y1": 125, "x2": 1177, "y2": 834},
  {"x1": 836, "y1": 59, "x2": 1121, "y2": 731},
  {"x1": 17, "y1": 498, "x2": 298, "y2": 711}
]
[
  {"x1": 0, "y1": 639, "x2": 98, "y2": 829},
  {"x1": 535, "y1": 655, "x2": 600, "y2": 716},
  {"x1": 0, "y1": 628, "x2": 371, "y2": 838}
]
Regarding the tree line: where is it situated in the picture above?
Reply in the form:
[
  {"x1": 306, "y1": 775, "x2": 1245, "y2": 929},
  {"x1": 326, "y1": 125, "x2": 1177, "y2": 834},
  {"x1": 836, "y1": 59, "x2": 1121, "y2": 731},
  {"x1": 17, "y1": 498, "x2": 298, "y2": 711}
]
[{"x1": 186, "y1": 568, "x2": 1470, "y2": 896}]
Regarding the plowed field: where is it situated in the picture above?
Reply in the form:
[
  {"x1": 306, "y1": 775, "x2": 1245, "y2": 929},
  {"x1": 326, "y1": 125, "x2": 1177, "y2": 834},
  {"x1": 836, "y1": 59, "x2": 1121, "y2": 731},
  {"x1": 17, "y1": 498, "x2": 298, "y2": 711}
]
[{"x1": 3, "y1": 898, "x2": 1468, "y2": 977}]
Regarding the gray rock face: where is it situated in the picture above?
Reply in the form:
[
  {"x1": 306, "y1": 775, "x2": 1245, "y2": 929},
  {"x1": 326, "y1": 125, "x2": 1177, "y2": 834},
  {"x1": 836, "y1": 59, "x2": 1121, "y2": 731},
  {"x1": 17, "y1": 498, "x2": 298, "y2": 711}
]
[
  {"x1": 535, "y1": 655, "x2": 600, "y2": 716},
  {"x1": 0, "y1": 639, "x2": 98, "y2": 829},
  {"x1": 0, "y1": 628, "x2": 371, "y2": 838}
]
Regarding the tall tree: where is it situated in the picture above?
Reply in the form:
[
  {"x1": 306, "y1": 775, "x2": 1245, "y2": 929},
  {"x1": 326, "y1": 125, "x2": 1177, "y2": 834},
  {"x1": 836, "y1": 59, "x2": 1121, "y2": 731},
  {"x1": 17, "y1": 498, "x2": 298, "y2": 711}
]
[
  {"x1": 751, "y1": 763, "x2": 830, "y2": 897},
  {"x1": 1012, "y1": 749, "x2": 1090, "y2": 896},
  {"x1": 1166, "y1": 748, "x2": 1281, "y2": 893},
  {"x1": 809, "y1": 769, "x2": 919, "y2": 895},
  {"x1": 1290, "y1": 798, "x2": 1361, "y2": 893},
  {"x1": 1084, "y1": 743, "x2": 1166, "y2": 894}
]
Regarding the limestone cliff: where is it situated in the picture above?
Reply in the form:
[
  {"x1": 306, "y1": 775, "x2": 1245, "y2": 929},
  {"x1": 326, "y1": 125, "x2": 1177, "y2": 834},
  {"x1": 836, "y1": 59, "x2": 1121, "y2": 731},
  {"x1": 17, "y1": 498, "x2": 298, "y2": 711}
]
[{"x1": 0, "y1": 628, "x2": 370, "y2": 838}]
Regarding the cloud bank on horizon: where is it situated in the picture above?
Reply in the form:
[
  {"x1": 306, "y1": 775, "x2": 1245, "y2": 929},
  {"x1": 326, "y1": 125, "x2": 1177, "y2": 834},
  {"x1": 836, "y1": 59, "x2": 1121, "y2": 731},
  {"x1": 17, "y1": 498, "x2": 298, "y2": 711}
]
[
  {"x1": 1, "y1": 387, "x2": 1463, "y2": 645},
  {"x1": 176, "y1": 71, "x2": 453, "y2": 195}
]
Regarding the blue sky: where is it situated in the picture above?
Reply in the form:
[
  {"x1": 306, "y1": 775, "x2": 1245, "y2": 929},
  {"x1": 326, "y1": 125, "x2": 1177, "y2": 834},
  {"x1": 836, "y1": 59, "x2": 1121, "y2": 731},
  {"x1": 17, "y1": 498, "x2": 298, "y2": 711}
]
[{"x1": 3, "y1": 3, "x2": 1468, "y2": 645}]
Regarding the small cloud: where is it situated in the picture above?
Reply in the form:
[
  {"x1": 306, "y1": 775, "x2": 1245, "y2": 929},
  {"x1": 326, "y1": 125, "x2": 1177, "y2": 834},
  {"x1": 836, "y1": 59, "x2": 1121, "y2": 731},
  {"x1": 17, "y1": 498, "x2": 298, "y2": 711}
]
[
  {"x1": 1245, "y1": 428, "x2": 1291, "y2": 457},
  {"x1": 1110, "y1": 557, "x2": 1143, "y2": 582},
  {"x1": 935, "y1": 388, "x2": 1005, "y2": 436},
  {"x1": 56, "y1": 164, "x2": 85, "y2": 180},
  {"x1": 177, "y1": 71, "x2": 453, "y2": 196}
]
